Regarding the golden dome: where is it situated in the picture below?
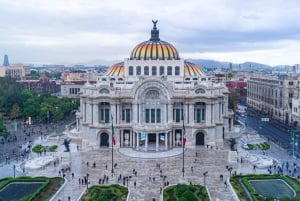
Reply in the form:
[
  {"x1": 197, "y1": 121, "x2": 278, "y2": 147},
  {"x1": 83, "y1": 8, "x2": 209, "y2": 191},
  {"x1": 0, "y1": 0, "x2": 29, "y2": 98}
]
[
  {"x1": 130, "y1": 20, "x2": 180, "y2": 60},
  {"x1": 184, "y1": 61, "x2": 206, "y2": 76},
  {"x1": 105, "y1": 62, "x2": 124, "y2": 76}
]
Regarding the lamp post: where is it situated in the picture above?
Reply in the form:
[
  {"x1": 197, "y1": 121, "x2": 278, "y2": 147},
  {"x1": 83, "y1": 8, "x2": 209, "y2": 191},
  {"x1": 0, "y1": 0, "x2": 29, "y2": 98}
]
[
  {"x1": 13, "y1": 164, "x2": 16, "y2": 178},
  {"x1": 203, "y1": 171, "x2": 208, "y2": 186},
  {"x1": 86, "y1": 173, "x2": 89, "y2": 189}
]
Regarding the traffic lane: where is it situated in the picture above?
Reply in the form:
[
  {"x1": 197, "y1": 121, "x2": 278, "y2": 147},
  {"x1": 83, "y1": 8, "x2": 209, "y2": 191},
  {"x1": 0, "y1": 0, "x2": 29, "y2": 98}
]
[{"x1": 246, "y1": 116, "x2": 291, "y2": 150}]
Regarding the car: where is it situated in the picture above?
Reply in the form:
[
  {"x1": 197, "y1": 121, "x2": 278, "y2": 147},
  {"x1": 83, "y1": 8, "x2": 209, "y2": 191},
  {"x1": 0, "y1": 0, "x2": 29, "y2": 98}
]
[{"x1": 242, "y1": 144, "x2": 249, "y2": 149}]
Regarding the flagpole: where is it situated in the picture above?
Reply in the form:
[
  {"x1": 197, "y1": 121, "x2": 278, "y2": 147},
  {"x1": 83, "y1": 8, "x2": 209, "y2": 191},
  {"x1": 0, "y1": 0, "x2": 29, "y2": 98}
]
[
  {"x1": 181, "y1": 103, "x2": 185, "y2": 178},
  {"x1": 111, "y1": 115, "x2": 114, "y2": 177}
]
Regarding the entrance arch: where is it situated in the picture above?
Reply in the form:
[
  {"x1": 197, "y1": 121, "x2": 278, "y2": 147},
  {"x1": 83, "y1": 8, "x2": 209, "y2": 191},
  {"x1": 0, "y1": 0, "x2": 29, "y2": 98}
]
[
  {"x1": 196, "y1": 132, "x2": 205, "y2": 146},
  {"x1": 100, "y1": 133, "x2": 109, "y2": 147}
]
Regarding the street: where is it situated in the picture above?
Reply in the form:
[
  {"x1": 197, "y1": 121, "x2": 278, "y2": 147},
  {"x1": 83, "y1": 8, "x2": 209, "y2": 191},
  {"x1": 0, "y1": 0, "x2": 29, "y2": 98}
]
[{"x1": 237, "y1": 108, "x2": 299, "y2": 156}]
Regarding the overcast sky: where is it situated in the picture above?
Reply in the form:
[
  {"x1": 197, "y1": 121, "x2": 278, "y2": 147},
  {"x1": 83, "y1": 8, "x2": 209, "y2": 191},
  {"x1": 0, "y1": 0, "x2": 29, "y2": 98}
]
[{"x1": 1, "y1": 0, "x2": 300, "y2": 66}]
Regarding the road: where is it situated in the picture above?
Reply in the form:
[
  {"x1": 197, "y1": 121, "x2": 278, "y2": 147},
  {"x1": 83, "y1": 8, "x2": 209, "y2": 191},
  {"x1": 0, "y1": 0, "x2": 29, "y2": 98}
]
[{"x1": 237, "y1": 108, "x2": 299, "y2": 156}]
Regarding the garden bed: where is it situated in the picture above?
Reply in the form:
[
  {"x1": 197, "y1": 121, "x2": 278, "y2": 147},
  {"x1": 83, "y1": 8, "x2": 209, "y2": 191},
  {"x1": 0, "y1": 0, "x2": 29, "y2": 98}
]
[
  {"x1": 81, "y1": 184, "x2": 128, "y2": 201},
  {"x1": 163, "y1": 183, "x2": 209, "y2": 201}
]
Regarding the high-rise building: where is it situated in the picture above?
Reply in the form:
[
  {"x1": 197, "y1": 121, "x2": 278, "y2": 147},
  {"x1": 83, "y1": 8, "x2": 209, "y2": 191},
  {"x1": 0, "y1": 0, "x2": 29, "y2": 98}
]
[{"x1": 3, "y1": 54, "x2": 9, "y2": 66}]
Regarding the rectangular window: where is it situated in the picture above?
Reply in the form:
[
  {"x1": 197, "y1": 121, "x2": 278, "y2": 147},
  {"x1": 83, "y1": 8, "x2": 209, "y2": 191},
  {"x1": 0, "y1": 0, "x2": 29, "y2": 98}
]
[
  {"x1": 145, "y1": 109, "x2": 150, "y2": 123},
  {"x1": 100, "y1": 109, "x2": 104, "y2": 121},
  {"x1": 104, "y1": 109, "x2": 110, "y2": 123},
  {"x1": 144, "y1": 66, "x2": 149, "y2": 75},
  {"x1": 175, "y1": 109, "x2": 180, "y2": 122},
  {"x1": 136, "y1": 66, "x2": 141, "y2": 75},
  {"x1": 167, "y1": 66, "x2": 172, "y2": 75},
  {"x1": 202, "y1": 108, "x2": 205, "y2": 121},
  {"x1": 175, "y1": 66, "x2": 180, "y2": 75},
  {"x1": 160, "y1": 66, "x2": 164, "y2": 75},
  {"x1": 129, "y1": 66, "x2": 133, "y2": 75},
  {"x1": 151, "y1": 109, "x2": 155, "y2": 123},
  {"x1": 156, "y1": 109, "x2": 161, "y2": 123},
  {"x1": 122, "y1": 110, "x2": 125, "y2": 121},
  {"x1": 125, "y1": 109, "x2": 130, "y2": 123},
  {"x1": 196, "y1": 109, "x2": 201, "y2": 123},
  {"x1": 152, "y1": 66, "x2": 157, "y2": 75}
]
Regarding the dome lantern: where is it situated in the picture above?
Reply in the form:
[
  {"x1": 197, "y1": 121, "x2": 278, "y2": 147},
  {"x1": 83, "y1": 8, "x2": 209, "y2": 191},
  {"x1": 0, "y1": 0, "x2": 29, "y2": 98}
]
[{"x1": 150, "y1": 20, "x2": 160, "y2": 41}]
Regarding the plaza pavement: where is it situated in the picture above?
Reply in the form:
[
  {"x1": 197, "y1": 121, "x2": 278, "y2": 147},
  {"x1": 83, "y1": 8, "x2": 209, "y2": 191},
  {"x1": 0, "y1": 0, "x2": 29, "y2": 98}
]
[{"x1": 2, "y1": 127, "x2": 300, "y2": 201}]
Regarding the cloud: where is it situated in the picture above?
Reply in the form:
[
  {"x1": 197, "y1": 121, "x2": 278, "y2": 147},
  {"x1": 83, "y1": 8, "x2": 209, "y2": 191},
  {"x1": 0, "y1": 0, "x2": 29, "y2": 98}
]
[{"x1": 0, "y1": 0, "x2": 300, "y2": 65}]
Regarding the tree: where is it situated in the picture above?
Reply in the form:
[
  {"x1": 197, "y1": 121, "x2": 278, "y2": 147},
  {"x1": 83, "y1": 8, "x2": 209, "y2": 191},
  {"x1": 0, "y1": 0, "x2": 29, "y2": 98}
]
[
  {"x1": 227, "y1": 72, "x2": 234, "y2": 80},
  {"x1": 10, "y1": 104, "x2": 21, "y2": 120},
  {"x1": 228, "y1": 92, "x2": 239, "y2": 111}
]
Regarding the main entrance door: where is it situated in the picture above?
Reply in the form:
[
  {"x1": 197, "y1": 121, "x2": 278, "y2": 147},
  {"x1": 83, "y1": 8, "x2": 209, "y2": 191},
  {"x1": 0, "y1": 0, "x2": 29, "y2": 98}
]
[
  {"x1": 100, "y1": 133, "x2": 109, "y2": 147},
  {"x1": 196, "y1": 132, "x2": 205, "y2": 146},
  {"x1": 148, "y1": 133, "x2": 156, "y2": 143}
]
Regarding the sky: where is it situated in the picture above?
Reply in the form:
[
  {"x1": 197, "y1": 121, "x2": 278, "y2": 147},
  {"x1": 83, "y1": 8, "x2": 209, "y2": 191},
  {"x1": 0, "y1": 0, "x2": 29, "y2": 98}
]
[{"x1": 1, "y1": 0, "x2": 300, "y2": 66}]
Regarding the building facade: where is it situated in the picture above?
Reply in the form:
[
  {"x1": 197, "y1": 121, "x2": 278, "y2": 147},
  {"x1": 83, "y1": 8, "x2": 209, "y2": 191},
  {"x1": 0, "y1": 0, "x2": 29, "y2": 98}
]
[
  {"x1": 78, "y1": 22, "x2": 234, "y2": 151},
  {"x1": 247, "y1": 73, "x2": 298, "y2": 123},
  {"x1": 0, "y1": 64, "x2": 30, "y2": 79},
  {"x1": 17, "y1": 75, "x2": 60, "y2": 94}
]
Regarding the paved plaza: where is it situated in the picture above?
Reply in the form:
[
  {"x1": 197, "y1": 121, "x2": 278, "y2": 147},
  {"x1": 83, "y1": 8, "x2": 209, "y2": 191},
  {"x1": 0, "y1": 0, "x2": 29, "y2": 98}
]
[{"x1": 1, "y1": 125, "x2": 300, "y2": 201}]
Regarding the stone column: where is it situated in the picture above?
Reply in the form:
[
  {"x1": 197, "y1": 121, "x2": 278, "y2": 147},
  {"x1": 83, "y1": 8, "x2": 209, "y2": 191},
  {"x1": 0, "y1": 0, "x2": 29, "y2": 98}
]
[
  {"x1": 211, "y1": 104, "x2": 214, "y2": 124},
  {"x1": 76, "y1": 112, "x2": 80, "y2": 131},
  {"x1": 132, "y1": 103, "x2": 137, "y2": 124},
  {"x1": 91, "y1": 103, "x2": 94, "y2": 125},
  {"x1": 190, "y1": 104, "x2": 194, "y2": 124},
  {"x1": 165, "y1": 133, "x2": 168, "y2": 150},
  {"x1": 145, "y1": 133, "x2": 148, "y2": 151},
  {"x1": 86, "y1": 103, "x2": 92, "y2": 124},
  {"x1": 94, "y1": 103, "x2": 99, "y2": 124},
  {"x1": 168, "y1": 104, "x2": 172, "y2": 123},
  {"x1": 120, "y1": 131, "x2": 123, "y2": 147},
  {"x1": 136, "y1": 133, "x2": 139, "y2": 151},
  {"x1": 110, "y1": 103, "x2": 116, "y2": 124},
  {"x1": 156, "y1": 133, "x2": 159, "y2": 151}
]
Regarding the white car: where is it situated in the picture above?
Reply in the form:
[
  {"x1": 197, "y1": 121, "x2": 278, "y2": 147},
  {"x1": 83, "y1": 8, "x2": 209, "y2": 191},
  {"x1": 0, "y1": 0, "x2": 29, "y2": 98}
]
[{"x1": 242, "y1": 144, "x2": 249, "y2": 149}]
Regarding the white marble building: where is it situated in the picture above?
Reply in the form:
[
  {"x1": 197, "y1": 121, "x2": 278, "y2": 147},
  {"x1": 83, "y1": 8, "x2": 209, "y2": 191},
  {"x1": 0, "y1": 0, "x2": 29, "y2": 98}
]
[{"x1": 77, "y1": 21, "x2": 234, "y2": 151}]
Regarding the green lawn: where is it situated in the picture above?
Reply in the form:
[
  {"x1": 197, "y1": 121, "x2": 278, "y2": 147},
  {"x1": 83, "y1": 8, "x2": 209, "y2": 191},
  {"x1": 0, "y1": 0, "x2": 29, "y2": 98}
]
[
  {"x1": 81, "y1": 184, "x2": 128, "y2": 201},
  {"x1": 163, "y1": 184, "x2": 209, "y2": 201}
]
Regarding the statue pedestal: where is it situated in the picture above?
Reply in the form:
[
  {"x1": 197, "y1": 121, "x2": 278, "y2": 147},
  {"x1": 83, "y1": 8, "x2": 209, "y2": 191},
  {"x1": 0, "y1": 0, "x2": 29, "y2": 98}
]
[{"x1": 61, "y1": 152, "x2": 71, "y2": 171}]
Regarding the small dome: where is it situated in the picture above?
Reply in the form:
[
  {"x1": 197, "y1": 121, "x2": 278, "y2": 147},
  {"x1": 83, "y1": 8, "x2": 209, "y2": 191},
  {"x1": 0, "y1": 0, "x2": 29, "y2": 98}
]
[
  {"x1": 184, "y1": 61, "x2": 206, "y2": 76},
  {"x1": 130, "y1": 20, "x2": 180, "y2": 60},
  {"x1": 105, "y1": 62, "x2": 124, "y2": 76}
]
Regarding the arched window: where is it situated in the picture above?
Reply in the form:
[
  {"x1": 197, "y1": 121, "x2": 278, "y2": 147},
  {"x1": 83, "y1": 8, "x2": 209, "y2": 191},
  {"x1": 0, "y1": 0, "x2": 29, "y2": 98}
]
[
  {"x1": 175, "y1": 66, "x2": 180, "y2": 75},
  {"x1": 152, "y1": 66, "x2": 157, "y2": 76},
  {"x1": 129, "y1": 66, "x2": 133, "y2": 75},
  {"x1": 144, "y1": 66, "x2": 149, "y2": 75}
]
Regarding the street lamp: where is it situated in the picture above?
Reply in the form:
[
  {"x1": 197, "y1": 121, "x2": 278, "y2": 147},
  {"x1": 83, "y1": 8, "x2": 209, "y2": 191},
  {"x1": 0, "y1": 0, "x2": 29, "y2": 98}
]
[
  {"x1": 86, "y1": 173, "x2": 89, "y2": 189},
  {"x1": 13, "y1": 164, "x2": 16, "y2": 178},
  {"x1": 203, "y1": 171, "x2": 208, "y2": 186}
]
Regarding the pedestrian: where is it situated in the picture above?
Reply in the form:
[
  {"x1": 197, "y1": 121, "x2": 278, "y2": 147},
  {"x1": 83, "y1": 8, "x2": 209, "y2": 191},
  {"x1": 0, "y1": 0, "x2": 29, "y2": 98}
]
[
  {"x1": 105, "y1": 164, "x2": 107, "y2": 169},
  {"x1": 71, "y1": 172, "x2": 74, "y2": 179},
  {"x1": 86, "y1": 161, "x2": 89, "y2": 167},
  {"x1": 68, "y1": 196, "x2": 71, "y2": 201},
  {"x1": 191, "y1": 166, "x2": 193, "y2": 173},
  {"x1": 93, "y1": 162, "x2": 96, "y2": 168},
  {"x1": 160, "y1": 187, "x2": 162, "y2": 194},
  {"x1": 224, "y1": 181, "x2": 227, "y2": 188},
  {"x1": 134, "y1": 180, "x2": 136, "y2": 188},
  {"x1": 220, "y1": 174, "x2": 223, "y2": 181},
  {"x1": 196, "y1": 152, "x2": 198, "y2": 157},
  {"x1": 99, "y1": 178, "x2": 102, "y2": 184},
  {"x1": 78, "y1": 178, "x2": 81, "y2": 185}
]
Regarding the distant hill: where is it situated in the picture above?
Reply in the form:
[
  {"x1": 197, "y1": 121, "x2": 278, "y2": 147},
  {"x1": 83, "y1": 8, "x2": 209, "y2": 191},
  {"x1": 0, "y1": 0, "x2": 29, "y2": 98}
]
[{"x1": 186, "y1": 59, "x2": 273, "y2": 71}]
